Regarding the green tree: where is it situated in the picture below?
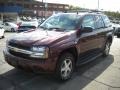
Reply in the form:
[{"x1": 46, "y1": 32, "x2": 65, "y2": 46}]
[{"x1": 104, "y1": 11, "x2": 120, "y2": 20}]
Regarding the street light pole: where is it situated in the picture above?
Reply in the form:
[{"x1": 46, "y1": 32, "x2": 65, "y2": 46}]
[
  {"x1": 45, "y1": 2, "x2": 48, "y2": 19},
  {"x1": 42, "y1": 0, "x2": 43, "y2": 18},
  {"x1": 98, "y1": 0, "x2": 99, "y2": 10}
]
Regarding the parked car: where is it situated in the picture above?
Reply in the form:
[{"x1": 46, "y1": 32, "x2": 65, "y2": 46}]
[
  {"x1": 0, "y1": 25, "x2": 5, "y2": 38},
  {"x1": 112, "y1": 23, "x2": 120, "y2": 37},
  {"x1": 17, "y1": 23, "x2": 38, "y2": 33},
  {"x1": 115, "y1": 28, "x2": 120, "y2": 38},
  {"x1": 4, "y1": 12, "x2": 114, "y2": 80},
  {"x1": 3, "y1": 22, "x2": 18, "y2": 32}
]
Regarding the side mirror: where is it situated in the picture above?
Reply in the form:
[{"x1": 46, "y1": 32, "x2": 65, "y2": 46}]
[{"x1": 81, "y1": 27, "x2": 93, "y2": 33}]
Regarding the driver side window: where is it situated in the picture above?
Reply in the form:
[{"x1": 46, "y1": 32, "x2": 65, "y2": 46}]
[{"x1": 82, "y1": 15, "x2": 95, "y2": 30}]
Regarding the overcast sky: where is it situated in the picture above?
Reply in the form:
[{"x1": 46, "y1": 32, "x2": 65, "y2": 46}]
[{"x1": 36, "y1": 0, "x2": 120, "y2": 12}]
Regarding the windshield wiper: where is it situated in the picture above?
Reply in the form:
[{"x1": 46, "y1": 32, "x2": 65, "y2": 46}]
[
  {"x1": 39, "y1": 26, "x2": 49, "y2": 35},
  {"x1": 39, "y1": 26, "x2": 47, "y2": 30}
]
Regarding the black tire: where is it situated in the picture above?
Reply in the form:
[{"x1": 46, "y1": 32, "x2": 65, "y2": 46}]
[
  {"x1": 1, "y1": 35, "x2": 4, "y2": 38},
  {"x1": 11, "y1": 28, "x2": 15, "y2": 32},
  {"x1": 103, "y1": 41, "x2": 111, "y2": 57},
  {"x1": 55, "y1": 53, "x2": 75, "y2": 81},
  {"x1": 117, "y1": 34, "x2": 120, "y2": 38}
]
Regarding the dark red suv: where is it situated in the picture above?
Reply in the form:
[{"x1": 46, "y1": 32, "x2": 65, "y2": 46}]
[{"x1": 4, "y1": 12, "x2": 114, "y2": 80}]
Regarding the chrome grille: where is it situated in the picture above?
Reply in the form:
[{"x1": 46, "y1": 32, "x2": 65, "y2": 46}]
[{"x1": 8, "y1": 41, "x2": 30, "y2": 50}]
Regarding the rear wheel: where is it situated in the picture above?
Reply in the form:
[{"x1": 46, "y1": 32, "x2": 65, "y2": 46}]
[
  {"x1": 1, "y1": 35, "x2": 4, "y2": 38},
  {"x1": 55, "y1": 53, "x2": 75, "y2": 81},
  {"x1": 11, "y1": 28, "x2": 15, "y2": 32},
  {"x1": 103, "y1": 41, "x2": 111, "y2": 57}
]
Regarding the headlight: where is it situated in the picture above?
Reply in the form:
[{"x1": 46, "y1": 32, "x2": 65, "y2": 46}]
[{"x1": 30, "y1": 46, "x2": 49, "y2": 58}]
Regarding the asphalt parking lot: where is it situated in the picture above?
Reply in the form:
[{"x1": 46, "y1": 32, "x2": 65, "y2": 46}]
[{"x1": 0, "y1": 32, "x2": 120, "y2": 90}]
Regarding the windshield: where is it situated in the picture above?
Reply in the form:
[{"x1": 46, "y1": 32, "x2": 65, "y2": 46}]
[{"x1": 39, "y1": 14, "x2": 80, "y2": 31}]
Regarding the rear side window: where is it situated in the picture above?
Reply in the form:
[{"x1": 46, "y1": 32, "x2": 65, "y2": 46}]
[
  {"x1": 94, "y1": 15, "x2": 105, "y2": 29},
  {"x1": 82, "y1": 15, "x2": 95, "y2": 29},
  {"x1": 5, "y1": 23, "x2": 9, "y2": 26},
  {"x1": 101, "y1": 15, "x2": 111, "y2": 27}
]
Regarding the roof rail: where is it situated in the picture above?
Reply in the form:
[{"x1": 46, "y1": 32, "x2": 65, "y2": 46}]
[
  {"x1": 88, "y1": 10, "x2": 103, "y2": 14},
  {"x1": 68, "y1": 9, "x2": 103, "y2": 14}
]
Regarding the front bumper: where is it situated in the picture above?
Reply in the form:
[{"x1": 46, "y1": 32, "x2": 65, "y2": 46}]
[{"x1": 3, "y1": 49, "x2": 57, "y2": 73}]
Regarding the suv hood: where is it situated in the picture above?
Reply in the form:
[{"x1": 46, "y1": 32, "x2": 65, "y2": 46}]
[{"x1": 9, "y1": 29, "x2": 76, "y2": 46}]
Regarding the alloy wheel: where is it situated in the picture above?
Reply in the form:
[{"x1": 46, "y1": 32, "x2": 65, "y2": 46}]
[
  {"x1": 104, "y1": 42, "x2": 110, "y2": 56},
  {"x1": 60, "y1": 58, "x2": 73, "y2": 79}
]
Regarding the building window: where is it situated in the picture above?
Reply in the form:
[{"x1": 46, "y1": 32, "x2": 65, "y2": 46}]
[
  {"x1": 8, "y1": 3, "x2": 14, "y2": 6},
  {"x1": 16, "y1": 3, "x2": 22, "y2": 7},
  {"x1": 24, "y1": 4, "x2": 29, "y2": 8},
  {"x1": 58, "y1": 6, "x2": 63, "y2": 9},
  {"x1": 0, "y1": 3, "x2": 4, "y2": 6},
  {"x1": 34, "y1": 5, "x2": 38, "y2": 7},
  {"x1": 65, "y1": 6, "x2": 69, "y2": 9}
]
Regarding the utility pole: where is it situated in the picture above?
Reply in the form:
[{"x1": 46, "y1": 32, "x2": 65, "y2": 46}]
[{"x1": 98, "y1": 0, "x2": 99, "y2": 10}]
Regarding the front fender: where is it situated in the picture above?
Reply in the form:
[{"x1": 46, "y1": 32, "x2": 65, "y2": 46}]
[{"x1": 49, "y1": 40, "x2": 78, "y2": 60}]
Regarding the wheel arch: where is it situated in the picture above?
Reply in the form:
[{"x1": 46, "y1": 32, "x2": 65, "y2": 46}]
[
  {"x1": 58, "y1": 46, "x2": 78, "y2": 64},
  {"x1": 106, "y1": 35, "x2": 113, "y2": 44}
]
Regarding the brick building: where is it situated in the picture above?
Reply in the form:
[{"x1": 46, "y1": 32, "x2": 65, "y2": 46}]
[{"x1": 0, "y1": 0, "x2": 69, "y2": 18}]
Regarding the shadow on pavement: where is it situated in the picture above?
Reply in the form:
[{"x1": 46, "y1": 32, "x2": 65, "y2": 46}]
[{"x1": 0, "y1": 55, "x2": 114, "y2": 90}]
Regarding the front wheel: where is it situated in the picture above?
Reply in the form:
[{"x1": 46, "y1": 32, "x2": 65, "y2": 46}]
[
  {"x1": 117, "y1": 34, "x2": 120, "y2": 38},
  {"x1": 55, "y1": 53, "x2": 75, "y2": 81},
  {"x1": 103, "y1": 42, "x2": 111, "y2": 57}
]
